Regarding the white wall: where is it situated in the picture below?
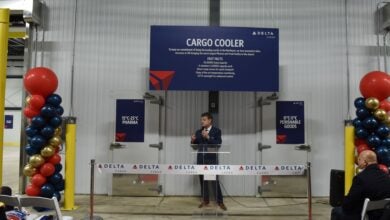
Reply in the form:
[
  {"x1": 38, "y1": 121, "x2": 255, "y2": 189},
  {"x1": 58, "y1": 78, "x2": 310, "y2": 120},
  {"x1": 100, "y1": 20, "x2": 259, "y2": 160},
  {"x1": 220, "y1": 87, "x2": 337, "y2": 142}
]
[
  {"x1": 38, "y1": 0, "x2": 383, "y2": 196},
  {"x1": 41, "y1": 0, "x2": 209, "y2": 194},
  {"x1": 4, "y1": 66, "x2": 23, "y2": 147},
  {"x1": 221, "y1": 0, "x2": 348, "y2": 196},
  {"x1": 3, "y1": 110, "x2": 21, "y2": 147}
]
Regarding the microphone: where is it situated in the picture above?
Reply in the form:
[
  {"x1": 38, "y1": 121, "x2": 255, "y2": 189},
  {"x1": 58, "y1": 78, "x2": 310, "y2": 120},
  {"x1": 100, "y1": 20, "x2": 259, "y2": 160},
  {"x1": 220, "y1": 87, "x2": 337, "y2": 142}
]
[{"x1": 202, "y1": 127, "x2": 208, "y2": 140}]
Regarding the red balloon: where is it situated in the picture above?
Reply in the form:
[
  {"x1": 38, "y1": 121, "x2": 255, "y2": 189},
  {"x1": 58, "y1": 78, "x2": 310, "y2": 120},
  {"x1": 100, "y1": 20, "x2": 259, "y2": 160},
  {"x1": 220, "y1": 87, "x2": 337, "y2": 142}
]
[
  {"x1": 355, "y1": 139, "x2": 367, "y2": 146},
  {"x1": 54, "y1": 146, "x2": 60, "y2": 153},
  {"x1": 357, "y1": 144, "x2": 370, "y2": 155},
  {"x1": 31, "y1": 173, "x2": 46, "y2": 187},
  {"x1": 23, "y1": 107, "x2": 40, "y2": 118},
  {"x1": 39, "y1": 163, "x2": 55, "y2": 177},
  {"x1": 380, "y1": 100, "x2": 390, "y2": 112},
  {"x1": 359, "y1": 71, "x2": 390, "y2": 101},
  {"x1": 378, "y1": 164, "x2": 389, "y2": 174},
  {"x1": 26, "y1": 184, "x2": 41, "y2": 196},
  {"x1": 24, "y1": 67, "x2": 58, "y2": 97},
  {"x1": 48, "y1": 154, "x2": 61, "y2": 165},
  {"x1": 29, "y1": 95, "x2": 45, "y2": 110}
]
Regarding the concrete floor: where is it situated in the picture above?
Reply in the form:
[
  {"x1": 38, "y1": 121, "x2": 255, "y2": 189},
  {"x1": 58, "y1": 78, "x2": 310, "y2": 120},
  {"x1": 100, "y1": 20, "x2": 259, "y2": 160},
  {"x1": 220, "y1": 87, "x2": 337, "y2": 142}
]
[
  {"x1": 3, "y1": 147, "x2": 332, "y2": 219},
  {"x1": 60, "y1": 195, "x2": 331, "y2": 219}
]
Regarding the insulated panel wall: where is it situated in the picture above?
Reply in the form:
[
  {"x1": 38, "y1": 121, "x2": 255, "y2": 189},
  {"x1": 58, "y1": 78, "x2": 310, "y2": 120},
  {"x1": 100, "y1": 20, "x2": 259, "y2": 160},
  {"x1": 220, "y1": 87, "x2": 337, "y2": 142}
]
[
  {"x1": 40, "y1": 0, "x2": 385, "y2": 196},
  {"x1": 163, "y1": 91, "x2": 258, "y2": 196},
  {"x1": 218, "y1": 92, "x2": 257, "y2": 196},
  {"x1": 164, "y1": 91, "x2": 208, "y2": 195},
  {"x1": 42, "y1": 0, "x2": 209, "y2": 194},
  {"x1": 221, "y1": 0, "x2": 347, "y2": 197},
  {"x1": 220, "y1": 0, "x2": 383, "y2": 196},
  {"x1": 347, "y1": 0, "x2": 385, "y2": 98}
]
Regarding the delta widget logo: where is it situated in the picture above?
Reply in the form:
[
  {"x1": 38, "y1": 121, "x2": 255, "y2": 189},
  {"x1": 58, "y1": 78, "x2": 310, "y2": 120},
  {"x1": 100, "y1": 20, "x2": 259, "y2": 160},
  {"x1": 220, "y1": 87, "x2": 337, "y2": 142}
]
[
  {"x1": 149, "y1": 70, "x2": 175, "y2": 90},
  {"x1": 115, "y1": 132, "x2": 126, "y2": 142},
  {"x1": 276, "y1": 134, "x2": 287, "y2": 143}
]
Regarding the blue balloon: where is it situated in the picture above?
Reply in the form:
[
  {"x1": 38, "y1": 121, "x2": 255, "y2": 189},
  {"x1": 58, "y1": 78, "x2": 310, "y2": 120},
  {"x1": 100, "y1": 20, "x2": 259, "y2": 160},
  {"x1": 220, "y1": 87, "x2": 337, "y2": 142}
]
[
  {"x1": 25, "y1": 126, "x2": 39, "y2": 137},
  {"x1": 40, "y1": 183, "x2": 55, "y2": 198},
  {"x1": 376, "y1": 146, "x2": 390, "y2": 164},
  {"x1": 353, "y1": 118, "x2": 363, "y2": 128},
  {"x1": 25, "y1": 144, "x2": 39, "y2": 156},
  {"x1": 49, "y1": 173, "x2": 63, "y2": 184},
  {"x1": 41, "y1": 105, "x2": 56, "y2": 118},
  {"x1": 54, "y1": 163, "x2": 63, "y2": 173},
  {"x1": 356, "y1": 108, "x2": 371, "y2": 119},
  {"x1": 41, "y1": 125, "x2": 55, "y2": 138},
  {"x1": 355, "y1": 127, "x2": 369, "y2": 139},
  {"x1": 31, "y1": 116, "x2": 46, "y2": 128},
  {"x1": 56, "y1": 106, "x2": 64, "y2": 116},
  {"x1": 54, "y1": 179, "x2": 65, "y2": 191},
  {"x1": 27, "y1": 137, "x2": 32, "y2": 145},
  {"x1": 362, "y1": 117, "x2": 379, "y2": 130},
  {"x1": 382, "y1": 138, "x2": 390, "y2": 146},
  {"x1": 376, "y1": 125, "x2": 390, "y2": 138},
  {"x1": 354, "y1": 97, "x2": 366, "y2": 108},
  {"x1": 367, "y1": 134, "x2": 382, "y2": 147},
  {"x1": 49, "y1": 116, "x2": 62, "y2": 127},
  {"x1": 53, "y1": 191, "x2": 61, "y2": 202},
  {"x1": 30, "y1": 135, "x2": 46, "y2": 149},
  {"x1": 46, "y1": 94, "x2": 62, "y2": 107}
]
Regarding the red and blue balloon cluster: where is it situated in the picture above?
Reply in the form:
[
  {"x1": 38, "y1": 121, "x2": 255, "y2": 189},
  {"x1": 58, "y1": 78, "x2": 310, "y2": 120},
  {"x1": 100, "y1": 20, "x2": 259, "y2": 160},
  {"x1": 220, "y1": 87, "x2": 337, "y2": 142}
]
[
  {"x1": 21, "y1": 67, "x2": 64, "y2": 201},
  {"x1": 354, "y1": 71, "x2": 390, "y2": 174}
]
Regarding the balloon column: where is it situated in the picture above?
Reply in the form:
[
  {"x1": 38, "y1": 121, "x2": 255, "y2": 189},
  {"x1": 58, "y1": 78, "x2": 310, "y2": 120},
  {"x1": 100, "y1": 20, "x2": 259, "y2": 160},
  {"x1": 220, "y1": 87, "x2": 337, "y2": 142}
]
[
  {"x1": 22, "y1": 67, "x2": 65, "y2": 201},
  {"x1": 353, "y1": 71, "x2": 390, "y2": 174}
]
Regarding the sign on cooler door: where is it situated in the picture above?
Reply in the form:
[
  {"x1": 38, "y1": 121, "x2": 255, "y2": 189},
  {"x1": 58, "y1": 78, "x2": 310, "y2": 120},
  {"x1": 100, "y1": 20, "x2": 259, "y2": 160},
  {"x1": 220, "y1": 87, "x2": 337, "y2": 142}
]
[
  {"x1": 115, "y1": 99, "x2": 145, "y2": 142},
  {"x1": 4, "y1": 115, "x2": 13, "y2": 129},
  {"x1": 276, "y1": 101, "x2": 305, "y2": 144}
]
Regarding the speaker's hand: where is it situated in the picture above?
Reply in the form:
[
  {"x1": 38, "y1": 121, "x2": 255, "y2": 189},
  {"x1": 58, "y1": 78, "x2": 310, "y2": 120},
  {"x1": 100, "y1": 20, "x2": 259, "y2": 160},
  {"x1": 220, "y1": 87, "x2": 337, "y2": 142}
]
[{"x1": 191, "y1": 134, "x2": 196, "y2": 143}]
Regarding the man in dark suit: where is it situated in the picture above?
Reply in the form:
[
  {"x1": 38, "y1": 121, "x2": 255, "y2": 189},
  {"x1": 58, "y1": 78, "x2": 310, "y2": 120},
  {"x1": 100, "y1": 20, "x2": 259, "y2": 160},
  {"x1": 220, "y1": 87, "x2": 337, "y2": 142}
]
[
  {"x1": 331, "y1": 150, "x2": 390, "y2": 220},
  {"x1": 191, "y1": 112, "x2": 226, "y2": 211}
]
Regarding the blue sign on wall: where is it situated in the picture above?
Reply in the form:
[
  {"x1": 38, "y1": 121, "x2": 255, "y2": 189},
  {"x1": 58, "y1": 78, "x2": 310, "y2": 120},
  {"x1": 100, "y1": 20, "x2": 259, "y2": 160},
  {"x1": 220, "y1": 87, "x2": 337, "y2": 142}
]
[
  {"x1": 115, "y1": 99, "x2": 145, "y2": 142},
  {"x1": 276, "y1": 101, "x2": 305, "y2": 144},
  {"x1": 4, "y1": 115, "x2": 13, "y2": 129},
  {"x1": 149, "y1": 25, "x2": 279, "y2": 91}
]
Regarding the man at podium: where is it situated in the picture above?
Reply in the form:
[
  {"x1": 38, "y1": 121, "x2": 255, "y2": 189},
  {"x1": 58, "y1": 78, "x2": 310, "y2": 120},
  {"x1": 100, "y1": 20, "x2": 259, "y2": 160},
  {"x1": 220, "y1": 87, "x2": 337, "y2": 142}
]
[{"x1": 191, "y1": 112, "x2": 227, "y2": 210}]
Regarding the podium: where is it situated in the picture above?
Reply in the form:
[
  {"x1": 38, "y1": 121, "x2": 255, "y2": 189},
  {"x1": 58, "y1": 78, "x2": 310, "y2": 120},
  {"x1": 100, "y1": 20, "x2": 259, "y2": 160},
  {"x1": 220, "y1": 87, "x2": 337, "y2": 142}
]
[{"x1": 191, "y1": 144, "x2": 229, "y2": 217}]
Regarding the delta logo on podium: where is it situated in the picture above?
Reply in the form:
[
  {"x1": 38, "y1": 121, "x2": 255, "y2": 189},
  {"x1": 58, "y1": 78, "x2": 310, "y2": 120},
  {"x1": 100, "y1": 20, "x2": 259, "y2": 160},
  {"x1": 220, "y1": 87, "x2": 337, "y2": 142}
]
[{"x1": 149, "y1": 70, "x2": 175, "y2": 90}]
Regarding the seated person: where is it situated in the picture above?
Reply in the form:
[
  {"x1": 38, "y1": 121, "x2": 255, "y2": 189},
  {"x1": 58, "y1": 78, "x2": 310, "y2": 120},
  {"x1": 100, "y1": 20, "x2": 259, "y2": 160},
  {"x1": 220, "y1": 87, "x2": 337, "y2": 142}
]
[
  {"x1": 0, "y1": 186, "x2": 13, "y2": 211},
  {"x1": 331, "y1": 150, "x2": 390, "y2": 220}
]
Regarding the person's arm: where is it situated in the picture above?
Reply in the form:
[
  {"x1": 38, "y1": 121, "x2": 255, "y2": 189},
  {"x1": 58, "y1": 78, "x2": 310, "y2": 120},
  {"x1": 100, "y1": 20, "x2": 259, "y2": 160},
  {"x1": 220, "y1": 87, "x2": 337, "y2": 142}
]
[
  {"x1": 342, "y1": 176, "x2": 364, "y2": 212},
  {"x1": 191, "y1": 130, "x2": 201, "y2": 144},
  {"x1": 207, "y1": 129, "x2": 222, "y2": 145}
]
